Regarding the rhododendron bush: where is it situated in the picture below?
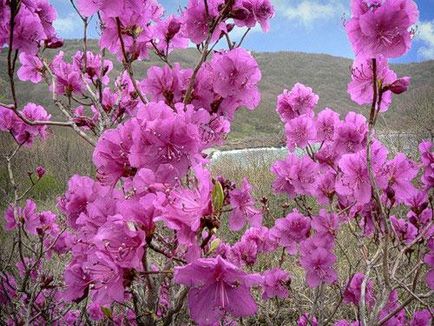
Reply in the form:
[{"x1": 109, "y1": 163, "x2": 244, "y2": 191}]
[{"x1": 0, "y1": 0, "x2": 433, "y2": 325}]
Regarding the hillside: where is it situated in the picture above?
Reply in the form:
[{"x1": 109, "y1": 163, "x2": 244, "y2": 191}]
[{"x1": 1, "y1": 40, "x2": 433, "y2": 148}]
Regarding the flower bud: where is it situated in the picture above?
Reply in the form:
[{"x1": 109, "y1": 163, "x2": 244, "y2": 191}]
[
  {"x1": 388, "y1": 77, "x2": 411, "y2": 94},
  {"x1": 36, "y1": 166, "x2": 46, "y2": 178}
]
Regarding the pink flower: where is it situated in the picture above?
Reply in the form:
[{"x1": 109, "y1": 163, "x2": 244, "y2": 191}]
[
  {"x1": 384, "y1": 153, "x2": 418, "y2": 203},
  {"x1": 72, "y1": 51, "x2": 113, "y2": 85},
  {"x1": 271, "y1": 154, "x2": 319, "y2": 198},
  {"x1": 343, "y1": 272, "x2": 375, "y2": 307},
  {"x1": 63, "y1": 262, "x2": 91, "y2": 302},
  {"x1": 228, "y1": 178, "x2": 262, "y2": 231},
  {"x1": 129, "y1": 102, "x2": 202, "y2": 178},
  {"x1": 270, "y1": 209, "x2": 311, "y2": 255},
  {"x1": 419, "y1": 140, "x2": 434, "y2": 190},
  {"x1": 12, "y1": 6, "x2": 46, "y2": 54},
  {"x1": 388, "y1": 76, "x2": 411, "y2": 94},
  {"x1": 233, "y1": 0, "x2": 275, "y2": 32},
  {"x1": 378, "y1": 290, "x2": 406, "y2": 325},
  {"x1": 88, "y1": 302, "x2": 104, "y2": 321},
  {"x1": 298, "y1": 313, "x2": 318, "y2": 326},
  {"x1": 261, "y1": 268, "x2": 290, "y2": 300},
  {"x1": 57, "y1": 175, "x2": 93, "y2": 228},
  {"x1": 348, "y1": 56, "x2": 398, "y2": 112},
  {"x1": 182, "y1": 0, "x2": 226, "y2": 44},
  {"x1": 315, "y1": 108, "x2": 340, "y2": 142},
  {"x1": 390, "y1": 216, "x2": 418, "y2": 244},
  {"x1": 94, "y1": 215, "x2": 145, "y2": 270},
  {"x1": 36, "y1": 166, "x2": 46, "y2": 178},
  {"x1": 157, "y1": 165, "x2": 212, "y2": 245},
  {"x1": 311, "y1": 209, "x2": 340, "y2": 237},
  {"x1": 336, "y1": 141, "x2": 388, "y2": 205},
  {"x1": 211, "y1": 48, "x2": 261, "y2": 117},
  {"x1": 300, "y1": 235, "x2": 337, "y2": 287},
  {"x1": 76, "y1": 0, "x2": 124, "y2": 17},
  {"x1": 174, "y1": 256, "x2": 262, "y2": 325},
  {"x1": 152, "y1": 16, "x2": 188, "y2": 55},
  {"x1": 84, "y1": 251, "x2": 125, "y2": 305},
  {"x1": 276, "y1": 83, "x2": 318, "y2": 123},
  {"x1": 51, "y1": 52, "x2": 84, "y2": 96},
  {"x1": 142, "y1": 64, "x2": 192, "y2": 105},
  {"x1": 410, "y1": 309, "x2": 432, "y2": 326},
  {"x1": 0, "y1": 273, "x2": 17, "y2": 304},
  {"x1": 284, "y1": 114, "x2": 317, "y2": 150},
  {"x1": 333, "y1": 112, "x2": 367, "y2": 155},
  {"x1": 346, "y1": 0, "x2": 418, "y2": 59},
  {"x1": 17, "y1": 53, "x2": 44, "y2": 83},
  {"x1": 93, "y1": 119, "x2": 136, "y2": 185}
]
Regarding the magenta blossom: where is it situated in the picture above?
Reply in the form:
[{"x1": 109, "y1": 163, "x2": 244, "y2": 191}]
[
  {"x1": 378, "y1": 290, "x2": 406, "y2": 325},
  {"x1": 346, "y1": 0, "x2": 418, "y2": 59},
  {"x1": 17, "y1": 53, "x2": 44, "y2": 83},
  {"x1": 311, "y1": 209, "x2": 340, "y2": 237},
  {"x1": 271, "y1": 154, "x2": 319, "y2": 198},
  {"x1": 384, "y1": 153, "x2": 418, "y2": 203},
  {"x1": 315, "y1": 108, "x2": 340, "y2": 142},
  {"x1": 333, "y1": 112, "x2": 368, "y2": 155},
  {"x1": 298, "y1": 313, "x2": 318, "y2": 326},
  {"x1": 270, "y1": 209, "x2": 311, "y2": 255},
  {"x1": 141, "y1": 64, "x2": 192, "y2": 105},
  {"x1": 276, "y1": 83, "x2": 318, "y2": 123},
  {"x1": 228, "y1": 178, "x2": 262, "y2": 231},
  {"x1": 343, "y1": 273, "x2": 375, "y2": 307},
  {"x1": 285, "y1": 114, "x2": 317, "y2": 150},
  {"x1": 419, "y1": 140, "x2": 434, "y2": 190},
  {"x1": 300, "y1": 235, "x2": 337, "y2": 287},
  {"x1": 261, "y1": 268, "x2": 290, "y2": 300},
  {"x1": 233, "y1": 0, "x2": 275, "y2": 32},
  {"x1": 93, "y1": 215, "x2": 145, "y2": 270},
  {"x1": 174, "y1": 256, "x2": 262, "y2": 325},
  {"x1": 410, "y1": 309, "x2": 432, "y2": 326},
  {"x1": 348, "y1": 56, "x2": 402, "y2": 112},
  {"x1": 152, "y1": 16, "x2": 188, "y2": 55}
]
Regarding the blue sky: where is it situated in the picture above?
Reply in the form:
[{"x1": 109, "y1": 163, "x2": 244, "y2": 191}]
[{"x1": 51, "y1": 0, "x2": 434, "y2": 63}]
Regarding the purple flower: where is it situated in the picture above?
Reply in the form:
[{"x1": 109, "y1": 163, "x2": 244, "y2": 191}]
[
  {"x1": 152, "y1": 16, "x2": 188, "y2": 55},
  {"x1": 311, "y1": 209, "x2": 340, "y2": 237},
  {"x1": 348, "y1": 56, "x2": 397, "y2": 112},
  {"x1": 333, "y1": 112, "x2": 367, "y2": 155},
  {"x1": 142, "y1": 64, "x2": 192, "y2": 105},
  {"x1": 346, "y1": 0, "x2": 418, "y2": 59},
  {"x1": 390, "y1": 216, "x2": 418, "y2": 244},
  {"x1": 410, "y1": 309, "x2": 432, "y2": 326},
  {"x1": 343, "y1": 272, "x2": 375, "y2": 307},
  {"x1": 72, "y1": 51, "x2": 113, "y2": 85},
  {"x1": 93, "y1": 119, "x2": 136, "y2": 185},
  {"x1": 0, "y1": 273, "x2": 17, "y2": 304},
  {"x1": 84, "y1": 251, "x2": 125, "y2": 305},
  {"x1": 300, "y1": 235, "x2": 337, "y2": 288},
  {"x1": 17, "y1": 53, "x2": 44, "y2": 83},
  {"x1": 182, "y1": 0, "x2": 226, "y2": 44},
  {"x1": 233, "y1": 0, "x2": 275, "y2": 32},
  {"x1": 298, "y1": 313, "x2": 318, "y2": 326},
  {"x1": 157, "y1": 165, "x2": 212, "y2": 245},
  {"x1": 316, "y1": 108, "x2": 340, "y2": 142},
  {"x1": 378, "y1": 290, "x2": 406, "y2": 325},
  {"x1": 174, "y1": 256, "x2": 262, "y2": 325},
  {"x1": 63, "y1": 262, "x2": 91, "y2": 302},
  {"x1": 228, "y1": 178, "x2": 262, "y2": 231},
  {"x1": 270, "y1": 209, "x2": 311, "y2": 255},
  {"x1": 36, "y1": 165, "x2": 46, "y2": 178},
  {"x1": 276, "y1": 83, "x2": 318, "y2": 123},
  {"x1": 271, "y1": 154, "x2": 319, "y2": 198},
  {"x1": 384, "y1": 153, "x2": 418, "y2": 203},
  {"x1": 388, "y1": 76, "x2": 411, "y2": 94},
  {"x1": 285, "y1": 114, "x2": 317, "y2": 150},
  {"x1": 88, "y1": 302, "x2": 104, "y2": 321},
  {"x1": 76, "y1": 0, "x2": 125, "y2": 17},
  {"x1": 51, "y1": 51, "x2": 84, "y2": 96},
  {"x1": 419, "y1": 140, "x2": 434, "y2": 190},
  {"x1": 93, "y1": 214, "x2": 145, "y2": 270},
  {"x1": 261, "y1": 268, "x2": 290, "y2": 300},
  {"x1": 13, "y1": 6, "x2": 46, "y2": 54}
]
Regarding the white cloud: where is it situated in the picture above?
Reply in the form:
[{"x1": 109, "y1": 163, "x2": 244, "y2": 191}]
[
  {"x1": 230, "y1": 25, "x2": 262, "y2": 40},
  {"x1": 274, "y1": 0, "x2": 347, "y2": 26},
  {"x1": 417, "y1": 20, "x2": 434, "y2": 60},
  {"x1": 53, "y1": 13, "x2": 81, "y2": 36}
]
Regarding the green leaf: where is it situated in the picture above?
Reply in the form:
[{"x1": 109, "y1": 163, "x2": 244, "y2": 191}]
[
  {"x1": 101, "y1": 306, "x2": 112, "y2": 319},
  {"x1": 208, "y1": 238, "x2": 221, "y2": 254},
  {"x1": 212, "y1": 181, "x2": 224, "y2": 212}
]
